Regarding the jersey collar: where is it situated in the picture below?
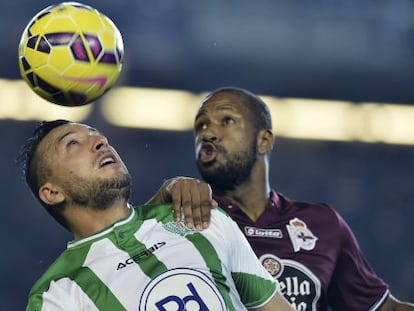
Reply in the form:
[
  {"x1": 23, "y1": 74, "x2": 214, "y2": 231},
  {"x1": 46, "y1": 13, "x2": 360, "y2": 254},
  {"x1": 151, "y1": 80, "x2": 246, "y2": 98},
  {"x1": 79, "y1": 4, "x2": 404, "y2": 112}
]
[{"x1": 67, "y1": 204, "x2": 135, "y2": 249}]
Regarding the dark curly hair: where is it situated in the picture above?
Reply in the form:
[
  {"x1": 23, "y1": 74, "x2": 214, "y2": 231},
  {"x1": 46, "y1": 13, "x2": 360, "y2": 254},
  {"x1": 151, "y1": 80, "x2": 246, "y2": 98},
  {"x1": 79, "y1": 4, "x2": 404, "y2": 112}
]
[
  {"x1": 17, "y1": 119, "x2": 71, "y2": 230},
  {"x1": 201, "y1": 86, "x2": 273, "y2": 132}
]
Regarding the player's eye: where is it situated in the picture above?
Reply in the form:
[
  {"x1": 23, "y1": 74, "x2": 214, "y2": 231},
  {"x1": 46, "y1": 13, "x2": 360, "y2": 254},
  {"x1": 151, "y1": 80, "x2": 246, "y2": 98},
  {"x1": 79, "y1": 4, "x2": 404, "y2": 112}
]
[
  {"x1": 222, "y1": 117, "x2": 235, "y2": 126},
  {"x1": 195, "y1": 121, "x2": 208, "y2": 132},
  {"x1": 67, "y1": 139, "x2": 79, "y2": 147}
]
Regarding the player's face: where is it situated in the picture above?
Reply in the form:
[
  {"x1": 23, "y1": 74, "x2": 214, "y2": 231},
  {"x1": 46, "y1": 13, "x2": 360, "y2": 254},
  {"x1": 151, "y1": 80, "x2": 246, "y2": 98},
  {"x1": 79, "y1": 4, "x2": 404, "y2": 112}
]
[
  {"x1": 39, "y1": 123, "x2": 131, "y2": 208},
  {"x1": 194, "y1": 93, "x2": 257, "y2": 192}
]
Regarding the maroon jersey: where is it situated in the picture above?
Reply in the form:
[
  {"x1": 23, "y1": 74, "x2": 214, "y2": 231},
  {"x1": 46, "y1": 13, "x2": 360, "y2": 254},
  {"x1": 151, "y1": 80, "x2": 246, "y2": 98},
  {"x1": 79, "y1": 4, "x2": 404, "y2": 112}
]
[{"x1": 214, "y1": 190, "x2": 389, "y2": 311}]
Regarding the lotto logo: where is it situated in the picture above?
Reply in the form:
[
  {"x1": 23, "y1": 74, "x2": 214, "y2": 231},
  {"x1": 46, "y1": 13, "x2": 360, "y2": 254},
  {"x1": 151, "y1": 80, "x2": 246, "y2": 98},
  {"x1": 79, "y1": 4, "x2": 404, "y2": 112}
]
[{"x1": 139, "y1": 268, "x2": 226, "y2": 310}]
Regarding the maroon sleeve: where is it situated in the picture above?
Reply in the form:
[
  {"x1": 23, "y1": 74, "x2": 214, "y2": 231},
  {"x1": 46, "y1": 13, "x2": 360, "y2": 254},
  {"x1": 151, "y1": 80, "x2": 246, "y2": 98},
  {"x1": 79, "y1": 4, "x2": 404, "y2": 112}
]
[{"x1": 327, "y1": 210, "x2": 389, "y2": 310}]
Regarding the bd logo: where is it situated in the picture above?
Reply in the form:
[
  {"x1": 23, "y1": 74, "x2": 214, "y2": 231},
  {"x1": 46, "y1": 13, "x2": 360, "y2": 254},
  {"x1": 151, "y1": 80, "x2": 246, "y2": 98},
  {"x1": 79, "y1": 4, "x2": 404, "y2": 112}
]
[{"x1": 139, "y1": 268, "x2": 226, "y2": 310}]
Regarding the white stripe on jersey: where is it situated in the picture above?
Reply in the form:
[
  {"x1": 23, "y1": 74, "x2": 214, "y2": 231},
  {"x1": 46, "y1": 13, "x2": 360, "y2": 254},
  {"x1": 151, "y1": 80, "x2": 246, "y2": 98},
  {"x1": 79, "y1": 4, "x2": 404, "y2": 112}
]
[
  {"x1": 134, "y1": 218, "x2": 211, "y2": 269},
  {"x1": 84, "y1": 239, "x2": 151, "y2": 310},
  {"x1": 43, "y1": 278, "x2": 98, "y2": 311}
]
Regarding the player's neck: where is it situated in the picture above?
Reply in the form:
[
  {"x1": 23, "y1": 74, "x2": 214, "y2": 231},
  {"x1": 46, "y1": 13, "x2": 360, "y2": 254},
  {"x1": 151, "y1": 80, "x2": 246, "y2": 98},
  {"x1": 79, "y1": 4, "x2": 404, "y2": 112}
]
[
  {"x1": 67, "y1": 201, "x2": 131, "y2": 240},
  {"x1": 221, "y1": 174, "x2": 271, "y2": 222}
]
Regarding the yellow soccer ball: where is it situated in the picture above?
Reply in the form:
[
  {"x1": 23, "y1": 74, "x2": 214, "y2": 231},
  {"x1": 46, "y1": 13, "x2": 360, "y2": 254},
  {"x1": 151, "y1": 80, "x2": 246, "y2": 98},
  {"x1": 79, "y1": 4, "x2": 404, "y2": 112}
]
[{"x1": 18, "y1": 2, "x2": 124, "y2": 106}]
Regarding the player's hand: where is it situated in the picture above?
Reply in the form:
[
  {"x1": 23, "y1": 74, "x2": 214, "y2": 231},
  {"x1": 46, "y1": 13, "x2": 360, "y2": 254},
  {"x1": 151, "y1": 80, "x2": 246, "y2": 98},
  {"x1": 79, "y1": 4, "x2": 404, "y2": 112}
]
[{"x1": 146, "y1": 176, "x2": 217, "y2": 230}]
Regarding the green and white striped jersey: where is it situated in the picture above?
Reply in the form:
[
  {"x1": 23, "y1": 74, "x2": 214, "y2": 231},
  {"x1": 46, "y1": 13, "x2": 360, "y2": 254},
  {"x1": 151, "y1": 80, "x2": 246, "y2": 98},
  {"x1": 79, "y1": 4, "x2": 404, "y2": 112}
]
[{"x1": 26, "y1": 204, "x2": 278, "y2": 310}]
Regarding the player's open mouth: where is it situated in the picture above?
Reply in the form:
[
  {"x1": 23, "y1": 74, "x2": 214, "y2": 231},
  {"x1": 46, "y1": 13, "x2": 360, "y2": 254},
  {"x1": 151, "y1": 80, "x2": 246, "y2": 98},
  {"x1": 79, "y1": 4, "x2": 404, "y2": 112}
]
[
  {"x1": 98, "y1": 154, "x2": 117, "y2": 168},
  {"x1": 199, "y1": 143, "x2": 218, "y2": 163}
]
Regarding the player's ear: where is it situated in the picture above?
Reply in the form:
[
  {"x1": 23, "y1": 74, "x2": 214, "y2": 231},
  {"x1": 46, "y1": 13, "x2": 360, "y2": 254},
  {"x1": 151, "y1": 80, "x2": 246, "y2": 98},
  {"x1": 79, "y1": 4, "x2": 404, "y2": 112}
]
[
  {"x1": 257, "y1": 129, "x2": 274, "y2": 154},
  {"x1": 39, "y1": 182, "x2": 65, "y2": 205}
]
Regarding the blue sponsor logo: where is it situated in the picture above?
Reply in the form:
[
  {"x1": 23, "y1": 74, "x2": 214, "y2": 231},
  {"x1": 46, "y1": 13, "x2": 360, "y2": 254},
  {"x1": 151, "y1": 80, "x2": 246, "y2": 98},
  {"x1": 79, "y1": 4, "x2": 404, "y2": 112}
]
[
  {"x1": 155, "y1": 282, "x2": 208, "y2": 310},
  {"x1": 139, "y1": 268, "x2": 226, "y2": 310}
]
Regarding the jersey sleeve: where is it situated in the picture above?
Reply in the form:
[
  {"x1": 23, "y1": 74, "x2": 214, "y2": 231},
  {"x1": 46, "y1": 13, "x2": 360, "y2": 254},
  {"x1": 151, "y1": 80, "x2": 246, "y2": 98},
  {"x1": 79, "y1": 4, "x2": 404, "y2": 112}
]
[
  {"x1": 26, "y1": 278, "x2": 99, "y2": 311},
  {"x1": 328, "y1": 210, "x2": 389, "y2": 310},
  {"x1": 215, "y1": 210, "x2": 278, "y2": 309}
]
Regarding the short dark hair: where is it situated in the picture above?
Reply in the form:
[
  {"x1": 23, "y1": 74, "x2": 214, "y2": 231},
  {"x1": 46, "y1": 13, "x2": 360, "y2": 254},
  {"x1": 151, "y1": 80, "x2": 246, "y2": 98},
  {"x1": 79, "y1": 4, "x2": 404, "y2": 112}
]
[
  {"x1": 17, "y1": 119, "x2": 71, "y2": 229},
  {"x1": 204, "y1": 86, "x2": 273, "y2": 132}
]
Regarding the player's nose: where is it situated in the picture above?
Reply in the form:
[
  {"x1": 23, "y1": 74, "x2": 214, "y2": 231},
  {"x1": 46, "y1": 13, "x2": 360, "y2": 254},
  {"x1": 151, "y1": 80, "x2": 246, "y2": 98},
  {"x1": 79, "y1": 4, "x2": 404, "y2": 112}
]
[
  {"x1": 201, "y1": 126, "x2": 221, "y2": 143},
  {"x1": 92, "y1": 134, "x2": 109, "y2": 151}
]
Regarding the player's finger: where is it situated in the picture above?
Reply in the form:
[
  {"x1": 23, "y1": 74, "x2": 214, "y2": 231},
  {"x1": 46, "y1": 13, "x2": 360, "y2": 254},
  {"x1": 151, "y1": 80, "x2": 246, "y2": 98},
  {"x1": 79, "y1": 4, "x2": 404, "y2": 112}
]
[
  {"x1": 196, "y1": 182, "x2": 212, "y2": 229},
  {"x1": 171, "y1": 192, "x2": 183, "y2": 223},
  {"x1": 189, "y1": 183, "x2": 203, "y2": 230},
  {"x1": 166, "y1": 179, "x2": 183, "y2": 223},
  {"x1": 180, "y1": 181, "x2": 194, "y2": 229}
]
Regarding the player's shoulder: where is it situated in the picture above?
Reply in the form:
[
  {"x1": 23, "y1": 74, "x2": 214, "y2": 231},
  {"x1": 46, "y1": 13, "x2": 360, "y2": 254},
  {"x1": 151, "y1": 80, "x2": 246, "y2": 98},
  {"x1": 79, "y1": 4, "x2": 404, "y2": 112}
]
[
  {"x1": 28, "y1": 247, "x2": 79, "y2": 297},
  {"x1": 133, "y1": 203, "x2": 175, "y2": 223},
  {"x1": 207, "y1": 207, "x2": 241, "y2": 235},
  {"x1": 210, "y1": 206, "x2": 232, "y2": 222},
  {"x1": 278, "y1": 192, "x2": 342, "y2": 223}
]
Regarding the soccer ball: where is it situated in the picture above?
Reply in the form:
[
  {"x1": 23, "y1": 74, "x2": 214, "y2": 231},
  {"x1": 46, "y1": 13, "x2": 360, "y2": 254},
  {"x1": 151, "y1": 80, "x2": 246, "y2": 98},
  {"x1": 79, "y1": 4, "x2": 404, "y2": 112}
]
[{"x1": 18, "y1": 2, "x2": 124, "y2": 106}]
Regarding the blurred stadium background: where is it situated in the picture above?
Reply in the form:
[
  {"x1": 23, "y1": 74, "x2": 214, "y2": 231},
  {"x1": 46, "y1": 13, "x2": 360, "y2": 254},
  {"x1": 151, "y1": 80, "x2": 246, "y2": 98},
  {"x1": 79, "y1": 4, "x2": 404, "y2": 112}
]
[{"x1": 1, "y1": 0, "x2": 413, "y2": 309}]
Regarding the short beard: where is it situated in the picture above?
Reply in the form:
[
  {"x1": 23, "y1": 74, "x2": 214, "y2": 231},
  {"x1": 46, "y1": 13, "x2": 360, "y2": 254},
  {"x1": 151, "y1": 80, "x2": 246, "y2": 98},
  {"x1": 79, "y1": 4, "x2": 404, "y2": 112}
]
[
  {"x1": 197, "y1": 143, "x2": 257, "y2": 193},
  {"x1": 65, "y1": 173, "x2": 132, "y2": 210}
]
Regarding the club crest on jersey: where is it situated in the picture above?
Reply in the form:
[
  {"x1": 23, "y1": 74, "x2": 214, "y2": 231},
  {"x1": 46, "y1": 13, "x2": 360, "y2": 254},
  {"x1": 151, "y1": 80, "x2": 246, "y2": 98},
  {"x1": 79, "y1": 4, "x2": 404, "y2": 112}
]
[
  {"x1": 162, "y1": 221, "x2": 197, "y2": 237},
  {"x1": 286, "y1": 218, "x2": 318, "y2": 252}
]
